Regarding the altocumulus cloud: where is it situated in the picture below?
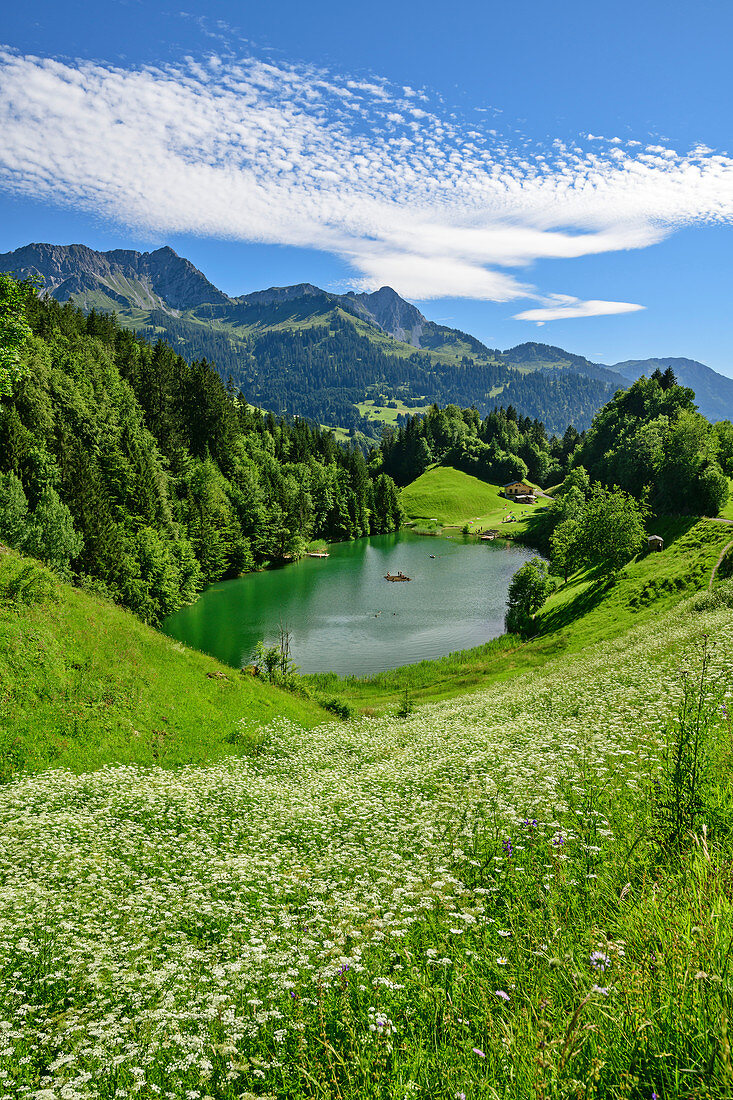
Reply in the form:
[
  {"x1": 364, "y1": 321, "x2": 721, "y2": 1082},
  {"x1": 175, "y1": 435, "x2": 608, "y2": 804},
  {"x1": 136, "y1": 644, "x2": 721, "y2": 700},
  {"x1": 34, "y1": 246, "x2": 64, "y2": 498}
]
[
  {"x1": 514, "y1": 295, "x2": 646, "y2": 325},
  {"x1": 1, "y1": 48, "x2": 732, "y2": 314}
]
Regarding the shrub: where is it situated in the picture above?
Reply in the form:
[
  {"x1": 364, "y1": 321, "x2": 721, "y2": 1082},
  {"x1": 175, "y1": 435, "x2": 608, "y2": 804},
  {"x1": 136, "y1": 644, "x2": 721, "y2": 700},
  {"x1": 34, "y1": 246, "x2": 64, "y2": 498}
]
[
  {"x1": 0, "y1": 560, "x2": 58, "y2": 609},
  {"x1": 652, "y1": 636, "x2": 723, "y2": 854},
  {"x1": 318, "y1": 695, "x2": 356, "y2": 720}
]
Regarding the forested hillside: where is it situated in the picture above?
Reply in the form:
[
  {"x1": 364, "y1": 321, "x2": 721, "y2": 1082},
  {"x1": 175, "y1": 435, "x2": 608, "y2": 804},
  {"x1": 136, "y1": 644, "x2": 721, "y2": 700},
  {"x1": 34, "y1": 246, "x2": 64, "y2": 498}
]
[
  {"x1": 575, "y1": 368, "x2": 732, "y2": 513},
  {"x1": 377, "y1": 369, "x2": 733, "y2": 517},
  {"x1": 378, "y1": 402, "x2": 579, "y2": 487},
  {"x1": 0, "y1": 244, "x2": 622, "y2": 433},
  {"x1": 138, "y1": 309, "x2": 616, "y2": 434},
  {"x1": 0, "y1": 281, "x2": 403, "y2": 623}
]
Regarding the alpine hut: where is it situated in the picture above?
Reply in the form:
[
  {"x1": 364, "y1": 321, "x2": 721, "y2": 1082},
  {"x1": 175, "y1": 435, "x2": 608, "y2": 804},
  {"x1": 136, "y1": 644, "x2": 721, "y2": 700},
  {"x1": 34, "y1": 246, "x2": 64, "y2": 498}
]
[{"x1": 503, "y1": 480, "x2": 536, "y2": 504}]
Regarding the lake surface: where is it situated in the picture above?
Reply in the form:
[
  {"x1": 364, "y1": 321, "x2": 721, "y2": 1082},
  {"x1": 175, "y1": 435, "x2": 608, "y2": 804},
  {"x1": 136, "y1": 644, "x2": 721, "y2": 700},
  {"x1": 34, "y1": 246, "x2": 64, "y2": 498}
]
[{"x1": 161, "y1": 531, "x2": 537, "y2": 677}]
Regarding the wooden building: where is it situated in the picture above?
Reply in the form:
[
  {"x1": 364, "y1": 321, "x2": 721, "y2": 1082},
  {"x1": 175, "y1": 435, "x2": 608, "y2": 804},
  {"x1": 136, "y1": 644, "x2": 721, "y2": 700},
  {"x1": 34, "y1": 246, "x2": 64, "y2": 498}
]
[{"x1": 503, "y1": 481, "x2": 536, "y2": 502}]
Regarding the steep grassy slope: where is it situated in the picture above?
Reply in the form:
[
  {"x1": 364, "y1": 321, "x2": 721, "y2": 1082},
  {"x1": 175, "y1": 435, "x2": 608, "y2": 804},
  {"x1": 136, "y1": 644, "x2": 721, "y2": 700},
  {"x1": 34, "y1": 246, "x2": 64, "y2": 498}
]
[
  {"x1": 0, "y1": 550, "x2": 327, "y2": 777},
  {"x1": 401, "y1": 465, "x2": 543, "y2": 531}
]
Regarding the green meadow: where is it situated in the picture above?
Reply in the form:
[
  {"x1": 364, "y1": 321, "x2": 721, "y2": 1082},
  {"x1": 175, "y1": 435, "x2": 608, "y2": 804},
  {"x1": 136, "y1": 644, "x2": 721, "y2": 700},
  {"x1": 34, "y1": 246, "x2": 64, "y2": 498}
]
[
  {"x1": 0, "y1": 551, "x2": 326, "y2": 778},
  {"x1": 401, "y1": 465, "x2": 543, "y2": 534}
]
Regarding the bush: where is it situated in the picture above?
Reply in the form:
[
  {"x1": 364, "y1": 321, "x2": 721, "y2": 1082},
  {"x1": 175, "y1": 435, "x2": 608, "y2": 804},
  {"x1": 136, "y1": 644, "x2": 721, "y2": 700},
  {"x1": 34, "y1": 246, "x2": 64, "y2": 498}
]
[
  {"x1": 690, "y1": 580, "x2": 733, "y2": 613},
  {"x1": 396, "y1": 687, "x2": 415, "y2": 718},
  {"x1": 318, "y1": 695, "x2": 356, "y2": 720},
  {"x1": 0, "y1": 560, "x2": 58, "y2": 609},
  {"x1": 652, "y1": 637, "x2": 723, "y2": 854}
]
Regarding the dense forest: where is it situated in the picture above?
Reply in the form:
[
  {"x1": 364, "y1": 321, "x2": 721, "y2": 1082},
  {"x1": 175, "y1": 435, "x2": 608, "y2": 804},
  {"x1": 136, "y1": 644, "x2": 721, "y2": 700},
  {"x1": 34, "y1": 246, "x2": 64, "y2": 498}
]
[
  {"x1": 0, "y1": 282, "x2": 404, "y2": 624},
  {"x1": 574, "y1": 367, "x2": 732, "y2": 514},
  {"x1": 138, "y1": 311, "x2": 617, "y2": 434},
  {"x1": 377, "y1": 402, "x2": 582, "y2": 487}
]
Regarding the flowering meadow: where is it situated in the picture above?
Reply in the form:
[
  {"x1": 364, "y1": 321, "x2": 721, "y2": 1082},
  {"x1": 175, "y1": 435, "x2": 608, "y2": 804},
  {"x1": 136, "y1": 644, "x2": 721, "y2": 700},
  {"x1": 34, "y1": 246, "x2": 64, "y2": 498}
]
[{"x1": 2, "y1": 597, "x2": 733, "y2": 1099}]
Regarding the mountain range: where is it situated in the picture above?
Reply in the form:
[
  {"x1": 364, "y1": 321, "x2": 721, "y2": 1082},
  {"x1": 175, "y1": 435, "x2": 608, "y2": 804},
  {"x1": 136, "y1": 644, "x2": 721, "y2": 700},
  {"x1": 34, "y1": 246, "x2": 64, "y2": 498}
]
[{"x1": 2, "y1": 241, "x2": 732, "y2": 432}]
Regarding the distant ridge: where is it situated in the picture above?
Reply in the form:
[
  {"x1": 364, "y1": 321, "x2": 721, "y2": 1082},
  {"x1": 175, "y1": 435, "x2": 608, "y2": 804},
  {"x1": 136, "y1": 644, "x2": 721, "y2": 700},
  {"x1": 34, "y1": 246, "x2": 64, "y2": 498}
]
[
  {"x1": 502, "y1": 342, "x2": 624, "y2": 386},
  {"x1": 0, "y1": 242, "x2": 228, "y2": 312},
  {"x1": 1, "y1": 241, "x2": 731, "y2": 428}
]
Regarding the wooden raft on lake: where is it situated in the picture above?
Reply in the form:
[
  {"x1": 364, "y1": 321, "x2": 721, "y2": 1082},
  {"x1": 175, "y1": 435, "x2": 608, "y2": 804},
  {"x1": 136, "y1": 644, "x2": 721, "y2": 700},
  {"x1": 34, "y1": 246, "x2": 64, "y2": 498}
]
[
  {"x1": 306, "y1": 551, "x2": 330, "y2": 558},
  {"x1": 384, "y1": 571, "x2": 410, "y2": 582}
]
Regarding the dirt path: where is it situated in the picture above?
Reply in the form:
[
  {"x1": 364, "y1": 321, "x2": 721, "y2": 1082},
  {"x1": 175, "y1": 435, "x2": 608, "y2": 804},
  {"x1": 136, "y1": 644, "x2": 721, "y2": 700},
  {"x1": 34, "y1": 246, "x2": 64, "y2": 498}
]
[{"x1": 709, "y1": 537, "x2": 733, "y2": 589}]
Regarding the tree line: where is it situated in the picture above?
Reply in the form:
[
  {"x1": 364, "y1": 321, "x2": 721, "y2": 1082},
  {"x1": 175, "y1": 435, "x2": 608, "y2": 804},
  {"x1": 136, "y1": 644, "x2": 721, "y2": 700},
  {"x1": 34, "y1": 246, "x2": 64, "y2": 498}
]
[
  {"x1": 504, "y1": 368, "x2": 732, "y2": 635},
  {"x1": 0, "y1": 279, "x2": 403, "y2": 624}
]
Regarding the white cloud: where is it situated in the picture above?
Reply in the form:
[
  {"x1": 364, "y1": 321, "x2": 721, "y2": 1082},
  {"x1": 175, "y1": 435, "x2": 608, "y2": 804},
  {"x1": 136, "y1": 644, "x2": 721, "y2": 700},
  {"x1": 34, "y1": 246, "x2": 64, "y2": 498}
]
[
  {"x1": 0, "y1": 47, "x2": 732, "y2": 311},
  {"x1": 513, "y1": 296, "x2": 645, "y2": 325}
]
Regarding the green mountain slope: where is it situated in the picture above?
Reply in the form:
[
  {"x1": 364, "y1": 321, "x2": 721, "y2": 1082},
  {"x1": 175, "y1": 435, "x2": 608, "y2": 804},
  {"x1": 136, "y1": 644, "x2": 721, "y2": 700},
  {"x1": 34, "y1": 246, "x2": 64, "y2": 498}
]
[
  {"x1": 0, "y1": 243, "x2": 618, "y2": 433},
  {"x1": 0, "y1": 548, "x2": 327, "y2": 778},
  {"x1": 5, "y1": 242, "x2": 733, "y2": 431}
]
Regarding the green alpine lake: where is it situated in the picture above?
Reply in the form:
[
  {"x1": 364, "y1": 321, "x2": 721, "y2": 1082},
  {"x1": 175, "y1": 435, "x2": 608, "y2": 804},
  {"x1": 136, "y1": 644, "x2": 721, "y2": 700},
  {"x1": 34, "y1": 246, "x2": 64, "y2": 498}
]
[{"x1": 161, "y1": 531, "x2": 537, "y2": 676}]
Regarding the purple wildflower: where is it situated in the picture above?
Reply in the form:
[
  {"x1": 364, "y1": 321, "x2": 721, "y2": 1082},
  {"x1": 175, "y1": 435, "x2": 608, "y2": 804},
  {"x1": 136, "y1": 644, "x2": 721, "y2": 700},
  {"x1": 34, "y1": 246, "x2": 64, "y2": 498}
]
[
  {"x1": 472, "y1": 1047, "x2": 486, "y2": 1058},
  {"x1": 494, "y1": 989, "x2": 510, "y2": 1001},
  {"x1": 503, "y1": 839, "x2": 513, "y2": 857},
  {"x1": 590, "y1": 951, "x2": 611, "y2": 971}
]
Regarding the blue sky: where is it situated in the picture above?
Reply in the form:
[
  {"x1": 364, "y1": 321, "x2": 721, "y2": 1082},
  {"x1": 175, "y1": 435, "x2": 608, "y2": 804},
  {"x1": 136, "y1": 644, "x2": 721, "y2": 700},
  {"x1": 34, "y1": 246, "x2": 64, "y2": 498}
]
[{"x1": 1, "y1": 0, "x2": 732, "y2": 373}]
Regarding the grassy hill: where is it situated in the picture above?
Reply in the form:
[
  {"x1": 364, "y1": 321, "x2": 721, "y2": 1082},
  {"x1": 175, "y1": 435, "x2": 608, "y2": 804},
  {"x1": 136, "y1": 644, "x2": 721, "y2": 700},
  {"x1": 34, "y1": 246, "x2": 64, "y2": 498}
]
[
  {"x1": 401, "y1": 465, "x2": 543, "y2": 532},
  {"x1": 0, "y1": 549, "x2": 327, "y2": 778}
]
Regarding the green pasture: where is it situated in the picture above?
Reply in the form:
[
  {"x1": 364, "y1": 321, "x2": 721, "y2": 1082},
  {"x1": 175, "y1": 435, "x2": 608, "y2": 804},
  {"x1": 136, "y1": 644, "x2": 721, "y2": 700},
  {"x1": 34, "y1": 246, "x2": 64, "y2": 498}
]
[
  {"x1": 0, "y1": 550, "x2": 327, "y2": 778},
  {"x1": 356, "y1": 399, "x2": 433, "y2": 425},
  {"x1": 3, "y1": 556, "x2": 733, "y2": 1098},
  {"x1": 401, "y1": 464, "x2": 544, "y2": 534}
]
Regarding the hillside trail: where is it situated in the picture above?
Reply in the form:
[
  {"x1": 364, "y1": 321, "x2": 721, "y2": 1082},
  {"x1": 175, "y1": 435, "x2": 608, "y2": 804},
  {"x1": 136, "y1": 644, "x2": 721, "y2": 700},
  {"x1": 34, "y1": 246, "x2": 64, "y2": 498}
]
[
  {"x1": 707, "y1": 520, "x2": 733, "y2": 589},
  {"x1": 708, "y1": 536, "x2": 730, "y2": 589}
]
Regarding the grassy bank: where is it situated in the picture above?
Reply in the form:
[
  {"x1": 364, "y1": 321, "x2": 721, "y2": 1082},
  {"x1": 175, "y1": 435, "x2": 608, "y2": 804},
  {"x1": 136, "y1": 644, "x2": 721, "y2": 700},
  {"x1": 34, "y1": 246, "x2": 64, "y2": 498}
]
[
  {"x1": 306, "y1": 517, "x2": 733, "y2": 713},
  {"x1": 2, "y1": 585, "x2": 732, "y2": 1098},
  {"x1": 0, "y1": 549, "x2": 327, "y2": 778}
]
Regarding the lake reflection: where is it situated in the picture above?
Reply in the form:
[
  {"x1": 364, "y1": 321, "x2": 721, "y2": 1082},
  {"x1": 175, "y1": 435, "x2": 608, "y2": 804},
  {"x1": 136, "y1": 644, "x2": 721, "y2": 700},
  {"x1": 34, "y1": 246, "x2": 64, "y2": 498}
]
[{"x1": 161, "y1": 531, "x2": 537, "y2": 676}]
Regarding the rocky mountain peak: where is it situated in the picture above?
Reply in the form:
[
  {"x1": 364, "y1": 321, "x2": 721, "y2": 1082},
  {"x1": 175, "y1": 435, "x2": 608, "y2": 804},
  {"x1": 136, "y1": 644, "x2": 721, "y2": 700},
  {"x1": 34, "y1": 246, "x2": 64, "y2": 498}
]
[
  {"x1": 342, "y1": 285, "x2": 426, "y2": 345},
  {"x1": 234, "y1": 283, "x2": 330, "y2": 307},
  {"x1": 0, "y1": 242, "x2": 228, "y2": 311}
]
